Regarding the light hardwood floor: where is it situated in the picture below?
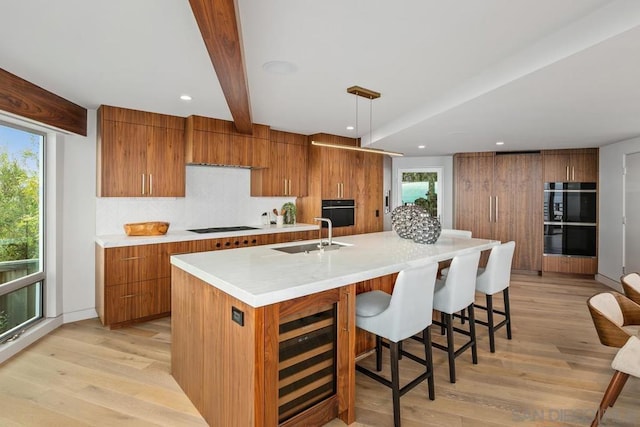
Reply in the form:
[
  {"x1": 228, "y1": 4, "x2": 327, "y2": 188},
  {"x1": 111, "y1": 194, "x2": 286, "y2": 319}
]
[{"x1": 0, "y1": 273, "x2": 638, "y2": 426}]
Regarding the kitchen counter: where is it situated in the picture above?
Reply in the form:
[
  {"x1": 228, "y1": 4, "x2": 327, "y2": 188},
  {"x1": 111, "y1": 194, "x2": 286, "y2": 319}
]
[
  {"x1": 95, "y1": 223, "x2": 318, "y2": 248},
  {"x1": 170, "y1": 231, "x2": 499, "y2": 426},
  {"x1": 170, "y1": 230, "x2": 499, "y2": 307}
]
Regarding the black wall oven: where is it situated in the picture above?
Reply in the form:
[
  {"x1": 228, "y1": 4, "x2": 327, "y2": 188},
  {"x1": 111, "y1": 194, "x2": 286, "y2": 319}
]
[
  {"x1": 321, "y1": 199, "x2": 355, "y2": 227},
  {"x1": 543, "y1": 183, "x2": 596, "y2": 257}
]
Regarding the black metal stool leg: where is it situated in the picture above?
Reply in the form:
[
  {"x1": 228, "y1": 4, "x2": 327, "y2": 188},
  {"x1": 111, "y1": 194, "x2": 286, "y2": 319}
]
[
  {"x1": 468, "y1": 304, "x2": 478, "y2": 364},
  {"x1": 504, "y1": 288, "x2": 512, "y2": 339},
  {"x1": 376, "y1": 335, "x2": 383, "y2": 371},
  {"x1": 486, "y1": 294, "x2": 496, "y2": 353},
  {"x1": 390, "y1": 341, "x2": 401, "y2": 427},
  {"x1": 423, "y1": 326, "x2": 435, "y2": 400},
  {"x1": 445, "y1": 313, "x2": 456, "y2": 383}
]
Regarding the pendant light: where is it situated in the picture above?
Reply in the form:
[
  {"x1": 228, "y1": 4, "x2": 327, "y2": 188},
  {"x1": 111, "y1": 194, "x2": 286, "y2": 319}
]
[{"x1": 311, "y1": 86, "x2": 404, "y2": 157}]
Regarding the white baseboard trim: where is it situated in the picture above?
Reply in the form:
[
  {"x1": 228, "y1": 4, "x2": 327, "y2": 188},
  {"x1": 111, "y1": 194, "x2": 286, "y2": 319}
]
[
  {"x1": 0, "y1": 316, "x2": 63, "y2": 365},
  {"x1": 595, "y1": 274, "x2": 623, "y2": 292},
  {"x1": 63, "y1": 308, "x2": 98, "y2": 324}
]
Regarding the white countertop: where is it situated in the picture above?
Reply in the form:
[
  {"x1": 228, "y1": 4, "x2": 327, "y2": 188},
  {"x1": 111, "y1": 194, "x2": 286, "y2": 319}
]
[
  {"x1": 170, "y1": 231, "x2": 499, "y2": 307},
  {"x1": 95, "y1": 223, "x2": 319, "y2": 248}
]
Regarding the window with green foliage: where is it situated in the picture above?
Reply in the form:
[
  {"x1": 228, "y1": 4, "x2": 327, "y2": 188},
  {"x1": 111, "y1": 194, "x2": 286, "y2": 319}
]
[
  {"x1": 0, "y1": 122, "x2": 44, "y2": 343},
  {"x1": 398, "y1": 168, "x2": 442, "y2": 218}
]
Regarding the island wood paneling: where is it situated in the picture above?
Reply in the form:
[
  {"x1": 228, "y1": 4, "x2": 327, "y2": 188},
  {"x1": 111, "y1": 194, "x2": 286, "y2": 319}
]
[{"x1": 0, "y1": 68, "x2": 87, "y2": 135}]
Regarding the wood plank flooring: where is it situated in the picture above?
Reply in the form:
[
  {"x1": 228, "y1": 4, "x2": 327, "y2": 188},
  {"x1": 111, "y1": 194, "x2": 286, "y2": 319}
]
[{"x1": 0, "y1": 273, "x2": 638, "y2": 426}]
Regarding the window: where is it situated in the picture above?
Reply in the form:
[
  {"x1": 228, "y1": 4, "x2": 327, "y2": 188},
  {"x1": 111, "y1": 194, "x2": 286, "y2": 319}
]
[
  {"x1": 0, "y1": 122, "x2": 44, "y2": 343},
  {"x1": 397, "y1": 168, "x2": 442, "y2": 218}
]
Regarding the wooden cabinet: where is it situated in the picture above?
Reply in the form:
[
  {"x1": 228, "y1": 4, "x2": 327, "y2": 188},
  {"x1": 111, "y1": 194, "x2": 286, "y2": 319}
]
[
  {"x1": 542, "y1": 148, "x2": 598, "y2": 182},
  {"x1": 185, "y1": 115, "x2": 270, "y2": 168},
  {"x1": 171, "y1": 267, "x2": 355, "y2": 426},
  {"x1": 96, "y1": 230, "x2": 318, "y2": 327},
  {"x1": 454, "y1": 152, "x2": 542, "y2": 271},
  {"x1": 97, "y1": 105, "x2": 185, "y2": 197},
  {"x1": 354, "y1": 152, "x2": 383, "y2": 234},
  {"x1": 297, "y1": 133, "x2": 383, "y2": 237},
  {"x1": 250, "y1": 130, "x2": 308, "y2": 197}
]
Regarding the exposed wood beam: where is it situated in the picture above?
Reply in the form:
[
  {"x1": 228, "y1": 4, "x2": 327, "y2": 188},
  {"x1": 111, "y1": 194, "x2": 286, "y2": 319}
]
[
  {"x1": 0, "y1": 68, "x2": 87, "y2": 136},
  {"x1": 189, "y1": 0, "x2": 253, "y2": 134}
]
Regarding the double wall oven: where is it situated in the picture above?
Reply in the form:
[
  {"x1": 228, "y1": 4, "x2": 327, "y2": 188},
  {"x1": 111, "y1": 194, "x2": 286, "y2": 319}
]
[{"x1": 543, "y1": 182, "x2": 597, "y2": 257}]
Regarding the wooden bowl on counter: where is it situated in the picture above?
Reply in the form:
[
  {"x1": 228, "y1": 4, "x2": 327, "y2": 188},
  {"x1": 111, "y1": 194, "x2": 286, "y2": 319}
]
[{"x1": 124, "y1": 221, "x2": 170, "y2": 236}]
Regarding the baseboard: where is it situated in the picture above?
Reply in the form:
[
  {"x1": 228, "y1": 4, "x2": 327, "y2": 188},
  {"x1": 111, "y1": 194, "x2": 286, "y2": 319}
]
[
  {"x1": 0, "y1": 316, "x2": 63, "y2": 365},
  {"x1": 595, "y1": 274, "x2": 623, "y2": 292},
  {"x1": 63, "y1": 308, "x2": 98, "y2": 324}
]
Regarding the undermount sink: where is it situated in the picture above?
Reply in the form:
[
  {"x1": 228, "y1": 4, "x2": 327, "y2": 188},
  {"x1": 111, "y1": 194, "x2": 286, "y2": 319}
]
[{"x1": 272, "y1": 242, "x2": 348, "y2": 254}]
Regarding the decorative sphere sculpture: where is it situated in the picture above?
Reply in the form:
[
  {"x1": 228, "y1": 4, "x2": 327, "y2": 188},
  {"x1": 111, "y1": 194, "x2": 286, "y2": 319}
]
[
  {"x1": 391, "y1": 205, "x2": 441, "y2": 244},
  {"x1": 391, "y1": 205, "x2": 426, "y2": 239},
  {"x1": 411, "y1": 211, "x2": 442, "y2": 244}
]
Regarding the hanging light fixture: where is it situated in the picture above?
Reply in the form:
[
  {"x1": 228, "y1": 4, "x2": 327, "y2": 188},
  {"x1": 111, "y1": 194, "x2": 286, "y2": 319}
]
[{"x1": 311, "y1": 85, "x2": 404, "y2": 157}]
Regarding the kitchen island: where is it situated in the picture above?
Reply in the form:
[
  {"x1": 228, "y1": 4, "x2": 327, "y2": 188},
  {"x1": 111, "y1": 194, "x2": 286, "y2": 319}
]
[{"x1": 170, "y1": 231, "x2": 498, "y2": 426}]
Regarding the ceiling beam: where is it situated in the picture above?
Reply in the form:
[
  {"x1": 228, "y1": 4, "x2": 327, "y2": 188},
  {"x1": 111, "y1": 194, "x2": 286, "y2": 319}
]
[
  {"x1": 0, "y1": 68, "x2": 87, "y2": 136},
  {"x1": 189, "y1": 0, "x2": 253, "y2": 134}
]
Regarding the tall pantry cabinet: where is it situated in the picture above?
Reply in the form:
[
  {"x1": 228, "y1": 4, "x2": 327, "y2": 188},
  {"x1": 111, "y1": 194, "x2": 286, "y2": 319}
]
[{"x1": 454, "y1": 152, "x2": 542, "y2": 271}]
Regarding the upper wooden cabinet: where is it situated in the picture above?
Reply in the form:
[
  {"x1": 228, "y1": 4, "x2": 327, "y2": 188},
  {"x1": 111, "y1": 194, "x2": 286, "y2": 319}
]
[
  {"x1": 542, "y1": 148, "x2": 598, "y2": 182},
  {"x1": 185, "y1": 115, "x2": 269, "y2": 168},
  {"x1": 97, "y1": 105, "x2": 185, "y2": 197},
  {"x1": 250, "y1": 130, "x2": 308, "y2": 197},
  {"x1": 309, "y1": 133, "x2": 358, "y2": 200}
]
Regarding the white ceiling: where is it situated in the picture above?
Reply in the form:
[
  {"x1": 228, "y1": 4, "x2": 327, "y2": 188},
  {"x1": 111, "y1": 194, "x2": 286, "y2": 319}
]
[{"x1": 2, "y1": 0, "x2": 640, "y2": 156}]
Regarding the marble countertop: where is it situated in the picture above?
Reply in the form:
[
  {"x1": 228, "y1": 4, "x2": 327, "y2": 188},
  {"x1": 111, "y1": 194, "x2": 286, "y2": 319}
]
[
  {"x1": 170, "y1": 231, "x2": 499, "y2": 307},
  {"x1": 95, "y1": 223, "x2": 319, "y2": 248}
]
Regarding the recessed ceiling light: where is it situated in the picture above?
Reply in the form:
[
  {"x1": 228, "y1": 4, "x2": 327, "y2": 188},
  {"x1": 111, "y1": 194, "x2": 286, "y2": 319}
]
[
  {"x1": 418, "y1": 145, "x2": 425, "y2": 149},
  {"x1": 346, "y1": 126, "x2": 354, "y2": 130},
  {"x1": 496, "y1": 141, "x2": 505, "y2": 145},
  {"x1": 180, "y1": 94, "x2": 192, "y2": 101},
  {"x1": 262, "y1": 60, "x2": 297, "y2": 74}
]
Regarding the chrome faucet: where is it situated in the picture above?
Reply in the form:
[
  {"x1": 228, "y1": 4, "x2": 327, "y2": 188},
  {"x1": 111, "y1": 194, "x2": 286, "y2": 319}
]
[{"x1": 313, "y1": 217, "x2": 333, "y2": 248}]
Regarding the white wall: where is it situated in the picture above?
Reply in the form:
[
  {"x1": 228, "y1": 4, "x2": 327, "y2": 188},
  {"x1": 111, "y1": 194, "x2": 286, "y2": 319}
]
[
  {"x1": 96, "y1": 167, "x2": 295, "y2": 235},
  {"x1": 599, "y1": 136, "x2": 640, "y2": 285},
  {"x1": 391, "y1": 155, "x2": 454, "y2": 229},
  {"x1": 61, "y1": 110, "x2": 97, "y2": 322}
]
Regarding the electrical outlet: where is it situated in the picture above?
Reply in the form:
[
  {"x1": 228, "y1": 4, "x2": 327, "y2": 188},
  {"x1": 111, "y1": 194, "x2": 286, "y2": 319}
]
[{"x1": 231, "y1": 306, "x2": 244, "y2": 326}]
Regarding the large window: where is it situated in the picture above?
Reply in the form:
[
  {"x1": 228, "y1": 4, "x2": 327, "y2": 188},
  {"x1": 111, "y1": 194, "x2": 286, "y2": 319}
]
[
  {"x1": 397, "y1": 168, "x2": 442, "y2": 218},
  {"x1": 0, "y1": 122, "x2": 44, "y2": 343}
]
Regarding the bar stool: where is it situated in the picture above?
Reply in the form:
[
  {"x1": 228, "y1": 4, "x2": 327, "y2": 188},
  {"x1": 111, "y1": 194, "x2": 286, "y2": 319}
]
[
  {"x1": 474, "y1": 241, "x2": 515, "y2": 353},
  {"x1": 432, "y1": 251, "x2": 481, "y2": 383},
  {"x1": 355, "y1": 262, "x2": 439, "y2": 427},
  {"x1": 621, "y1": 272, "x2": 640, "y2": 305}
]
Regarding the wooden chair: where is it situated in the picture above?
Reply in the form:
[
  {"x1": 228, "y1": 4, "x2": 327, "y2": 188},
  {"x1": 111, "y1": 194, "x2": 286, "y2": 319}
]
[
  {"x1": 621, "y1": 272, "x2": 640, "y2": 305},
  {"x1": 587, "y1": 292, "x2": 640, "y2": 426}
]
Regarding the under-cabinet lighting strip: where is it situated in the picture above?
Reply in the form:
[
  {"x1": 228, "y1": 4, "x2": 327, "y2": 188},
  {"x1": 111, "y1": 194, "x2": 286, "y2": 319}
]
[{"x1": 310, "y1": 140, "x2": 404, "y2": 157}]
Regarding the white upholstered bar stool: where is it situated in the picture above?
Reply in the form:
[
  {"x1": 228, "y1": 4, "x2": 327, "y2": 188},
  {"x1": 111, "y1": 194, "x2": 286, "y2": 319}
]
[
  {"x1": 355, "y1": 263, "x2": 439, "y2": 427},
  {"x1": 432, "y1": 250, "x2": 481, "y2": 383},
  {"x1": 439, "y1": 229, "x2": 472, "y2": 238},
  {"x1": 474, "y1": 241, "x2": 516, "y2": 353}
]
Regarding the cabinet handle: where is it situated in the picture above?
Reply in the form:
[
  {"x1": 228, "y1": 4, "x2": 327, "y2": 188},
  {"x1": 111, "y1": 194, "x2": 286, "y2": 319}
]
[
  {"x1": 121, "y1": 256, "x2": 144, "y2": 261},
  {"x1": 489, "y1": 197, "x2": 492, "y2": 222},
  {"x1": 149, "y1": 174, "x2": 153, "y2": 195},
  {"x1": 495, "y1": 196, "x2": 499, "y2": 222},
  {"x1": 572, "y1": 166, "x2": 575, "y2": 181},
  {"x1": 288, "y1": 179, "x2": 292, "y2": 196},
  {"x1": 141, "y1": 174, "x2": 145, "y2": 195},
  {"x1": 566, "y1": 166, "x2": 569, "y2": 181},
  {"x1": 284, "y1": 179, "x2": 287, "y2": 195},
  {"x1": 120, "y1": 294, "x2": 137, "y2": 299},
  {"x1": 343, "y1": 290, "x2": 349, "y2": 332}
]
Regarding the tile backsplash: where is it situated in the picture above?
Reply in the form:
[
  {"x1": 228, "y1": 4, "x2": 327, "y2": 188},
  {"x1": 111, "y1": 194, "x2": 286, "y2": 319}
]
[{"x1": 95, "y1": 166, "x2": 296, "y2": 235}]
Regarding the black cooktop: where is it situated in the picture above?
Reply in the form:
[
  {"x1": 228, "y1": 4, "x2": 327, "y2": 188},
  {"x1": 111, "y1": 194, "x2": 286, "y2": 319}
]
[{"x1": 188, "y1": 226, "x2": 260, "y2": 234}]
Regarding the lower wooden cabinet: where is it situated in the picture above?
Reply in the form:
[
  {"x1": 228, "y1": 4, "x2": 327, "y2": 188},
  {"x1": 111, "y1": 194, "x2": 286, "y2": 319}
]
[
  {"x1": 96, "y1": 230, "x2": 318, "y2": 328},
  {"x1": 542, "y1": 255, "x2": 597, "y2": 275}
]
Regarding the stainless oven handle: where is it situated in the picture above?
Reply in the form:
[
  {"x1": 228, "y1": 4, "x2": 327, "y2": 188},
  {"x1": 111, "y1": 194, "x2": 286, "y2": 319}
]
[{"x1": 322, "y1": 206, "x2": 356, "y2": 209}]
